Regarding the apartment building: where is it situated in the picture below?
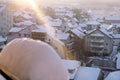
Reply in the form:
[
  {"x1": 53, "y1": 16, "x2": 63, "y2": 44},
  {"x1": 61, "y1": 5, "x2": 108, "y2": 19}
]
[
  {"x1": 85, "y1": 27, "x2": 113, "y2": 56},
  {"x1": 0, "y1": 4, "x2": 13, "y2": 36}
]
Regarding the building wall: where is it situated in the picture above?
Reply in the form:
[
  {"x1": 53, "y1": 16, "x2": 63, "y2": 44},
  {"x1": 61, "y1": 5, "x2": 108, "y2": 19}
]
[{"x1": 32, "y1": 32, "x2": 46, "y2": 41}]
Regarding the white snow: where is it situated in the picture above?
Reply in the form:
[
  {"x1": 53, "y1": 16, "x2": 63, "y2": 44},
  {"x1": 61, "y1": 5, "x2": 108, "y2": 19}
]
[
  {"x1": 0, "y1": 36, "x2": 6, "y2": 42},
  {"x1": 0, "y1": 38, "x2": 69, "y2": 80},
  {"x1": 47, "y1": 19, "x2": 62, "y2": 27},
  {"x1": 57, "y1": 33, "x2": 69, "y2": 40},
  {"x1": 23, "y1": 14, "x2": 32, "y2": 19},
  {"x1": 71, "y1": 29, "x2": 85, "y2": 39},
  {"x1": 0, "y1": 74, "x2": 6, "y2": 80},
  {"x1": 67, "y1": 22, "x2": 78, "y2": 28},
  {"x1": 15, "y1": 20, "x2": 35, "y2": 26},
  {"x1": 91, "y1": 33, "x2": 104, "y2": 37},
  {"x1": 105, "y1": 15, "x2": 120, "y2": 20},
  {"x1": 116, "y1": 53, "x2": 120, "y2": 69},
  {"x1": 13, "y1": 10, "x2": 32, "y2": 20},
  {"x1": 105, "y1": 71, "x2": 120, "y2": 80},
  {"x1": 113, "y1": 34, "x2": 120, "y2": 39},
  {"x1": 13, "y1": 11, "x2": 22, "y2": 17},
  {"x1": 62, "y1": 59, "x2": 80, "y2": 79},
  {"x1": 32, "y1": 27, "x2": 46, "y2": 33},
  {"x1": 0, "y1": 45, "x2": 5, "y2": 49},
  {"x1": 75, "y1": 67, "x2": 101, "y2": 80},
  {"x1": 9, "y1": 27, "x2": 22, "y2": 33},
  {"x1": 86, "y1": 21, "x2": 101, "y2": 25},
  {"x1": 62, "y1": 59, "x2": 80, "y2": 70}
]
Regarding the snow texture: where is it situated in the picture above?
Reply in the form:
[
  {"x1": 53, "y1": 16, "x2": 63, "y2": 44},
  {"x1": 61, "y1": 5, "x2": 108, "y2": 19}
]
[
  {"x1": 0, "y1": 74, "x2": 6, "y2": 80},
  {"x1": 9, "y1": 27, "x2": 22, "y2": 33},
  {"x1": 75, "y1": 67, "x2": 101, "y2": 80},
  {"x1": 105, "y1": 71, "x2": 120, "y2": 80},
  {"x1": 0, "y1": 36, "x2": 6, "y2": 42}
]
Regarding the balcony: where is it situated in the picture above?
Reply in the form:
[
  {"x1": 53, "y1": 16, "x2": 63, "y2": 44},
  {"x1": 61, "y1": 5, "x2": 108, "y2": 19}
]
[
  {"x1": 91, "y1": 50, "x2": 103, "y2": 53},
  {"x1": 90, "y1": 44, "x2": 104, "y2": 48},
  {"x1": 66, "y1": 42, "x2": 74, "y2": 46},
  {"x1": 90, "y1": 34, "x2": 104, "y2": 37},
  {"x1": 90, "y1": 40, "x2": 104, "y2": 43}
]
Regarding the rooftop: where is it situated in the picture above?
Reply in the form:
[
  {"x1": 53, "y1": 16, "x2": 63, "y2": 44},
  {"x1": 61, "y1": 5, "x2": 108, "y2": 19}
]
[
  {"x1": 32, "y1": 26, "x2": 46, "y2": 33},
  {"x1": 75, "y1": 67, "x2": 101, "y2": 80},
  {"x1": 9, "y1": 27, "x2": 22, "y2": 33},
  {"x1": 105, "y1": 71, "x2": 120, "y2": 80},
  {"x1": 0, "y1": 36, "x2": 6, "y2": 42},
  {"x1": 71, "y1": 29, "x2": 85, "y2": 39},
  {"x1": 57, "y1": 33, "x2": 69, "y2": 40}
]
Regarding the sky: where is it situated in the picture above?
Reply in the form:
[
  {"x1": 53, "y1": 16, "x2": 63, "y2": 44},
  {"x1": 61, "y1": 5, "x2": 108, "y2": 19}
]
[
  {"x1": 34, "y1": 0, "x2": 120, "y2": 5},
  {"x1": 13, "y1": 0, "x2": 120, "y2": 7}
]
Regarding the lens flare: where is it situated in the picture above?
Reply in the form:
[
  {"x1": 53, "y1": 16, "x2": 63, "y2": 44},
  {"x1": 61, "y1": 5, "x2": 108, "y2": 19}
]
[{"x1": 14, "y1": 0, "x2": 74, "y2": 59}]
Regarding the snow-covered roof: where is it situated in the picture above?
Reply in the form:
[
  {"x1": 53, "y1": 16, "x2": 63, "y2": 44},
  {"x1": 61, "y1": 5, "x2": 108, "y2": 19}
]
[
  {"x1": 23, "y1": 14, "x2": 32, "y2": 19},
  {"x1": 13, "y1": 10, "x2": 33, "y2": 19},
  {"x1": 75, "y1": 67, "x2": 101, "y2": 80},
  {"x1": 116, "y1": 53, "x2": 120, "y2": 69},
  {"x1": 13, "y1": 11, "x2": 22, "y2": 17},
  {"x1": 15, "y1": 20, "x2": 35, "y2": 26},
  {"x1": 107, "y1": 25, "x2": 113, "y2": 30},
  {"x1": 54, "y1": 7, "x2": 66, "y2": 12},
  {"x1": 105, "y1": 15, "x2": 120, "y2": 20},
  {"x1": 87, "y1": 28, "x2": 113, "y2": 38},
  {"x1": 62, "y1": 59, "x2": 80, "y2": 79},
  {"x1": 86, "y1": 21, "x2": 101, "y2": 25},
  {"x1": 112, "y1": 34, "x2": 120, "y2": 39},
  {"x1": 32, "y1": 27, "x2": 46, "y2": 33},
  {"x1": 71, "y1": 29, "x2": 85, "y2": 39},
  {"x1": 0, "y1": 38, "x2": 69, "y2": 80},
  {"x1": 67, "y1": 22, "x2": 78, "y2": 28},
  {"x1": 0, "y1": 74, "x2": 6, "y2": 80},
  {"x1": 62, "y1": 59, "x2": 80, "y2": 70},
  {"x1": 9, "y1": 27, "x2": 22, "y2": 33},
  {"x1": 100, "y1": 28, "x2": 113, "y2": 38},
  {"x1": 48, "y1": 21, "x2": 62, "y2": 27},
  {"x1": 79, "y1": 23, "x2": 87, "y2": 28},
  {"x1": 44, "y1": 16, "x2": 53, "y2": 21},
  {"x1": 57, "y1": 33, "x2": 69, "y2": 40},
  {"x1": 50, "y1": 18, "x2": 62, "y2": 27},
  {"x1": 105, "y1": 71, "x2": 120, "y2": 80},
  {"x1": 0, "y1": 36, "x2": 6, "y2": 42},
  {"x1": 66, "y1": 12, "x2": 74, "y2": 17},
  {"x1": 0, "y1": 45, "x2": 5, "y2": 49}
]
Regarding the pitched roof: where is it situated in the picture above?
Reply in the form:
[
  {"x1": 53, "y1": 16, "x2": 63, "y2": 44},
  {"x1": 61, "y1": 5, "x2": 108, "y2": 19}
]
[
  {"x1": 86, "y1": 21, "x2": 101, "y2": 25},
  {"x1": 105, "y1": 71, "x2": 120, "y2": 80},
  {"x1": 75, "y1": 67, "x2": 101, "y2": 80},
  {"x1": 9, "y1": 27, "x2": 22, "y2": 33},
  {"x1": 87, "y1": 28, "x2": 113, "y2": 38},
  {"x1": 70, "y1": 29, "x2": 85, "y2": 39}
]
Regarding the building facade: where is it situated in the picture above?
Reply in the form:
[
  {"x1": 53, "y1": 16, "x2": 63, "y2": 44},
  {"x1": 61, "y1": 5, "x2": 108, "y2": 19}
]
[
  {"x1": 85, "y1": 28, "x2": 113, "y2": 56},
  {"x1": 0, "y1": 4, "x2": 13, "y2": 36}
]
